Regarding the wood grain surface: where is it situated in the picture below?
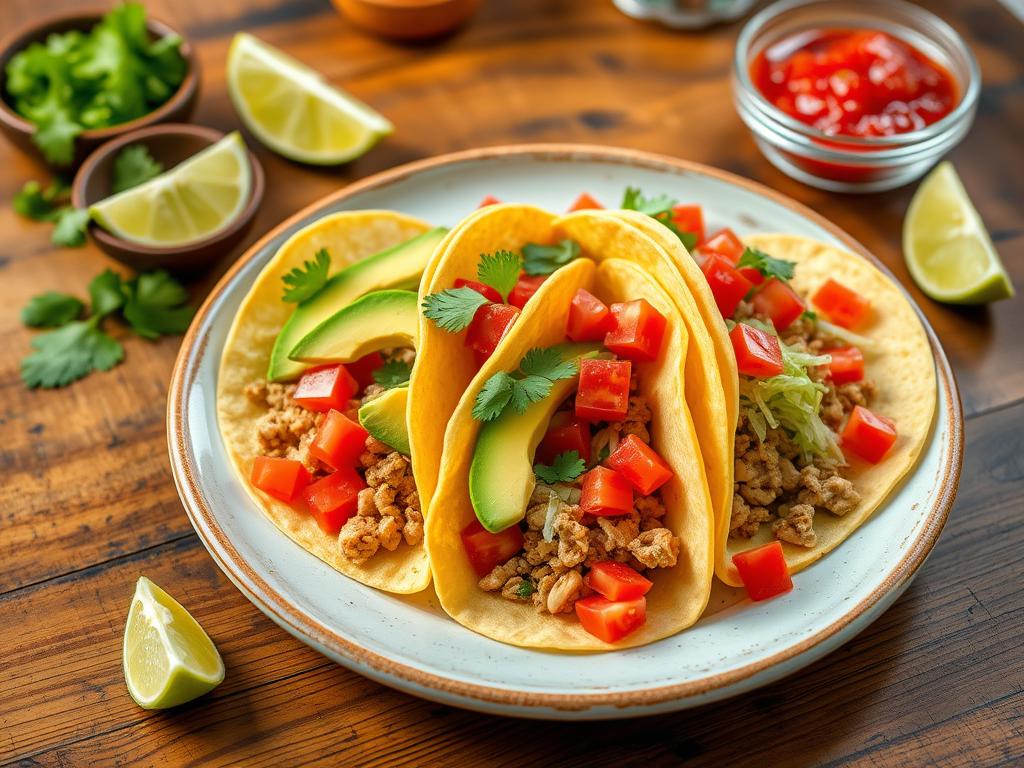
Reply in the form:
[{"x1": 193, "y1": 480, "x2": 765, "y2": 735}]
[{"x1": 1, "y1": 1, "x2": 1021, "y2": 766}]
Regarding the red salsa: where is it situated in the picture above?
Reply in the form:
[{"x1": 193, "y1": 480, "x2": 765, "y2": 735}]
[{"x1": 751, "y1": 29, "x2": 957, "y2": 138}]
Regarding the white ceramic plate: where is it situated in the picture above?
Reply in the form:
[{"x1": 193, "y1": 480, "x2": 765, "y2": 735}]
[{"x1": 168, "y1": 145, "x2": 962, "y2": 719}]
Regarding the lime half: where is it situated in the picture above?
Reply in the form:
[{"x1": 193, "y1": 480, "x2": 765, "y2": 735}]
[
  {"x1": 90, "y1": 132, "x2": 252, "y2": 248},
  {"x1": 903, "y1": 161, "x2": 1014, "y2": 305},
  {"x1": 227, "y1": 32, "x2": 392, "y2": 165},
  {"x1": 123, "y1": 577, "x2": 224, "y2": 709}
]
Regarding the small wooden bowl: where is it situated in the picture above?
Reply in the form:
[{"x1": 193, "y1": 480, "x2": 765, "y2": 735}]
[
  {"x1": 0, "y1": 10, "x2": 200, "y2": 170},
  {"x1": 333, "y1": 0, "x2": 481, "y2": 41},
  {"x1": 71, "y1": 124, "x2": 265, "y2": 274}
]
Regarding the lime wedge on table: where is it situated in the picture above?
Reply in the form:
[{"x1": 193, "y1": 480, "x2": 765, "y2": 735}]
[
  {"x1": 123, "y1": 577, "x2": 224, "y2": 709},
  {"x1": 90, "y1": 132, "x2": 252, "y2": 248},
  {"x1": 227, "y1": 32, "x2": 392, "y2": 165},
  {"x1": 903, "y1": 161, "x2": 1014, "y2": 305}
]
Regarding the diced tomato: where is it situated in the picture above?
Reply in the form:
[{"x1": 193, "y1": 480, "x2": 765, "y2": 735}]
[
  {"x1": 566, "y1": 288, "x2": 614, "y2": 343},
  {"x1": 293, "y1": 365, "x2": 359, "y2": 412},
  {"x1": 575, "y1": 595, "x2": 646, "y2": 642},
  {"x1": 702, "y1": 253, "x2": 754, "y2": 318},
  {"x1": 537, "y1": 411, "x2": 591, "y2": 465},
  {"x1": 455, "y1": 277, "x2": 502, "y2": 304},
  {"x1": 738, "y1": 266, "x2": 765, "y2": 286},
  {"x1": 699, "y1": 227, "x2": 745, "y2": 263},
  {"x1": 812, "y1": 278, "x2": 871, "y2": 329},
  {"x1": 841, "y1": 405, "x2": 897, "y2": 463},
  {"x1": 580, "y1": 466, "x2": 634, "y2": 517},
  {"x1": 671, "y1": 204, "x2": 705, "y2": 245},
  {"x1": 477, "y1": 194, "x2": 501, "y2": 208},
  {"x1": 605, "y1": 434, "x2": 673, "y2": 495},
  {"x1": 465, "y1": 303, "x2": 520, "y2": 365},
  {"x1": 732, "y1": 541, "x2": 793, "y2": 601},
  {"x1": 309, "y1": 409, "x2": 369, "y2": 471},
  {"x1": 825, "y1": 346, "x2": 864, "y2": 384},
  {"x1": 568, "y1": 192, "x2": 603, "y2": 211},
  {"x1": 586, "y1": 561, "x2": 653, "y2": 601},
  {"x1": 729, "y1": 323, "x2": 784, "y2": 378},
  {"x1": 345, "y1": 352, "x2": 384, "y2": 390},
  {"x1": 508, "y1": 274, "x2": 548, "y2": 309},
  {"x1": 460, "y1": 519, "x2": 524, "y2": 577},
  {"x1": 303, "y1": 468, "x2": 366, "y2": 534},
  {"x1": 575, "y1": 359, "x2": 631, "y2": 421},
  {"x1": 751, "y1": 278, "x2": 805, "y2": 331},
  {"x1": 604, "y1": 299, "x2": 668, "y2": 362},
  {"x1": 250, "y1": 456, "x2": 310, "y2": 503}
]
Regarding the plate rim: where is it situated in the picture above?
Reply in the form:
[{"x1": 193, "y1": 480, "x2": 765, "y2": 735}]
[{"x1": 167, "y1": 143, "x2": 963, "y2": 711}]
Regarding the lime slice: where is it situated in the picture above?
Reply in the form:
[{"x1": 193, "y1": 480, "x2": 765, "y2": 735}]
[
  {"x1": 227, "y1": 32, "x2": 392, "y2": 165},
  {"x1": 90, "y1": 132, "x2": 252, "y2": 247},
  {"x1": 123, "y1": 576, "x2": 224, "y2": 709},
  {"x1": 903, "y1": 161, "x2": 1014, "y2": 305}
]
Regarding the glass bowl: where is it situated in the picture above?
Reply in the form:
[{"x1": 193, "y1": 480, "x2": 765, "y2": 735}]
[{"x1": 732, "y1": 0, "x2": 980, "y2": 193}]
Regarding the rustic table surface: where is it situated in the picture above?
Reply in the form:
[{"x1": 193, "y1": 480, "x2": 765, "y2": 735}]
[{"x1": 2, "y1": 0, "x2": 1022, "y2": 765}]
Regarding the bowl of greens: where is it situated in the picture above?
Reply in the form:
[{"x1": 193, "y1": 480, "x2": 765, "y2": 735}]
[{"x1": 0, "y1": 4, "x2": 199, "y2": 169}]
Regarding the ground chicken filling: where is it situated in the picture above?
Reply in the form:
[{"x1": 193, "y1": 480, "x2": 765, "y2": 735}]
[
  {"x1": 729, "y1": 305, "x2": 873, "y2": 548},
  {"x1": 479, "y1": 384, "x2": 681, "y2": 616},
  {"x1": 243, "y1": 348, "x2": 423, "y2": 563}
]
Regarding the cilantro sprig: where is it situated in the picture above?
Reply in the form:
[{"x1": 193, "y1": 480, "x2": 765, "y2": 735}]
[
  {"x1": 737, "y1": 246, "x2": 796, "y2": 282},
  {"x1": 14, "y1": 179, "x2": 89, "y2": 247},
  {"x1": 621, "y1": 186, "x2": 698, "y2": 250},
  {"x1": 422, "y1": 286, "x2": 491, "y2": 332},
  {"x1": 522, "y1": 239, "x2": 580, "y2": 276},
  {"x1": 21, "y1": 292, "x2": 85, "y2": 328},
  {"x1": 472, "y1": 347, "x2": 580, "y2": 421},
  {"x1": 534, "y1": 450, "x2": 587, "y2": 484},
  {"x1": 477, "y1": 251, "x2": 520, "y2": 301},
  {"x1": 372, "y1": 360, "x2": 412, "y2": 389},
  {"x1": 282, "y1": 249, "x2": 330, "y2": 303},
  {"x1": 112, "y1": 144, "x2": 164, "y2": 194}
]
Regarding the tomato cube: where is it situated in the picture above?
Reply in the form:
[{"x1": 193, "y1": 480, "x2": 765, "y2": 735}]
[
  {"x1": 309, "y1": 409, "x2": 369, "y2": 471},
  {"x1": 586, "y1": 561, "x2": 653, "y2": 601},
  {"x1": 455, "y1": 277, "x2": 502, "y2": 304},
  {"x1": 566, "y1": 288, "x2": 614, "y2": 342},
  {"x1": 729, "y1": 323, "x2": 784, "y2": 378},
  {"x1": 345, "y1": 352, "x2": 384, "y2": 390},
  {"x1": 575, "y1": 359, "x2": 631, "y2": 422},
  {"x1": 250, "y1": 456, "x2": 310, "y2": 503},
  {"x1": 751, "y1": 278, "x2": 805, "y2": 331},
  {"x1": 580, "y1": 466, "x2": 634, "y2": 517},
  {"x1": 825, "y1": 346, "x2": 864, "y2": 384},
  {"x1": 605, "y1": 434, "x2": 673, "y2": 495},
  {"x1": 604, "y1": 299, "x2": 668, "y2": 362},
  {"x1": 841, "y1": 405, "x2": 897, "y2": 463},
  {"x1": 303, "y1": 468, "x2": 366, "y2": 534},
  {"x1": 732, "y1": 541, "x2": 793, "y2": 601},
  {"x1": 568, "y1": 192, "x2": 603, "y2": 211},
  {"x1": 738, "y1": 266, "x2": 765, "y2": 286},
  {"x1": 508, "y1": 274, "x2": 548, "y2": 309},
  {"x1": 671, "y1": 204, "x2": 705, "y2": 245},
  {"x1": 702, "y1": 253, "x2": 754, "y2": 318},
  {"x1": 477, "y1": 194, "x2": 501, "y2": 208},
  {"x1": 537, "y1": 411, "x2": 591, "y2": 465},
  {"x1": 575, "y1": 595, "x2": 646, "y2": 642},
  {"x1": 812, "y1": 278, "x2": 871, "y2": 328},
  {"x1": 465, "y1": 303, "x2": 521, "y2": 365},
  {"x1": 293, "y1": 364, "x2": 359, "y2": 412},
  {"x1": 461, "y1": 519, "x2": 524, "y2": 576},
  {"x1": 699, "y1": 227, "x2": 745, "y2": 263}
]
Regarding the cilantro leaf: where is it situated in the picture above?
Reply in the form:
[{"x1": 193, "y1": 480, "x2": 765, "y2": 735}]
[
  {"x1": 477, "y1": 251, "x2": 521, "y2": 301},
  {"x1": 534, "y1": 450, "x2": 587, "y2": 484},
  {"x1": 621, "y1": 186, "x2": 698, "y2": 250},
  {"x1": 472, "y1": 371, "x2": 516, "y2": 421},
  {"x1": 521, "y1": 239, "x2": 580, "y2": 276},
  {"x1": 122, "y1": 271, "x2": 194, "y2": 339},
  {"x1": 21, "y1": 319, "x2": 124, "y2": 388},
  {"x1": 737, "y1": 247, "x2": 796, "y2": 282},
  {"x1": 111, "y1": 144, "x2": 164, "y2": 193},
  {"x1": 372, "y1": 360, "x2": 412, "y2": 389},
  {"x1": 14, "y1": 181, "x2": 58, "y2": 221},
  {"x1": 22, "y1": 292, "x2": 85, "y2": 327},
  {"x1": 801, "y1": 310, "x2": 818, "y2": 323},
  {"x1": 473, "y1": 347, "x2": 582, "y2": 421},
  {"x1": 515, "y1": 578, "x2": 536, "y2": 598},
  {"x1": 511, "y1": 375, "x2": 552, "y2": 413},
  {"x1": 519, "y1": 347, "x2": 578, "y2": 382},
  {"x1": 422, "y1": 287, "x2": 490, "y2": 332},
  {"x1": 51, "y1": 208, "x2": 90, "y2": 247},
  {"x1": 282, "y1": 249, "x2": 330, "y2": 303},
  {"x1": 88, "y1": 269, "x2": 126, "y2": 318}
]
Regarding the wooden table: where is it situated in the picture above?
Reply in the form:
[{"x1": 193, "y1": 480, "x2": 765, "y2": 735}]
[{"x1": 2, "y1": 0, "x2": 1021, "y2": 765}]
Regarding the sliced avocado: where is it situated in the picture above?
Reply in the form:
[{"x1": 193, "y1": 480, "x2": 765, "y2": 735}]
[
  {"x1": 359, "y1": 386, "x2": 410, "y2": 456},
  {"x1": 289, "y1": 290, "x2": 418, "y2": 363},
  {"x1": 268, "y1": 227, "x2": 447, "y2": 381},
  {"x1": 469, "y1": 343, "x2": 602, "y2": 533}
]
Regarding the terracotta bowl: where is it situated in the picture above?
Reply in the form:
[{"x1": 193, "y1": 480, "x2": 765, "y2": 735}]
[
  {"x1": 71, "y1": 124, "x2": 265, "y2": 274},
  {"x1": 332, "y1": 0, "x2": 481, "y2": 40},
  {"x1": 0, "y1": 10, "x2": 200, "y2": 170}
]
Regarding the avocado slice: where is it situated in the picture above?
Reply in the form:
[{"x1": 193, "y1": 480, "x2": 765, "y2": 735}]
[
  {"x1": 359, "y1": 386, "x2": 410, "y2": 456},
  {"x1": 469, "y1": 343, "x2": 602, "y2": 533},
  {"x1": 289, "y1": 290, "x2": 418, "y2": 364},
  {"x1": 268, "y1": 227, "x2": 447, "y2": 381}
]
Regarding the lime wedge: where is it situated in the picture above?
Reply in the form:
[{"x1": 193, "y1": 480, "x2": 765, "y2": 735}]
[
  {"x1": 227, "y1": 32, "x2": 392, "y2": 165},
  {"x1": 903, "y1": 161, "x2": 1014, "y2": 305},
  {"x1": 123, "y1": 576, "x2": 224, "y2": 709},
  {"x1": 90, "y1": 132, "x2": 252, "y2": 247}
]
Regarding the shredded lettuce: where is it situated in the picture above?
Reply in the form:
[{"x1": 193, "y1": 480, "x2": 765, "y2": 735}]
[{"x1": 813, "y1": 318, "x2": 876, "y2": 350}]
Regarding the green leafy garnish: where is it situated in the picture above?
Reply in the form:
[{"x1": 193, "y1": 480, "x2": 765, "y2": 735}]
[
  {"x1": 422, "y1": 286, "x2": 491, "y2": 332},
  {"x1": 13, "y1": 179, "x2": 89, "y2": 247},
  {"x1": 737, "y1": 247, "x2": 796, "y2": 282},
  {"x1": 122, "y1": 271, "x2": 195, "y2": 339},
  {"x1": 521, "y1": 239, "x2": 580, "y2": 276},
  {"x1": 21, "y1": 292, "x2": 84, "y2": 327},
  {"x1": 472, "y1": 371, "x2": 516, "y2": 420},
  {"x1": 621, "y1": 186, "x2": 698, "y2": 250},
  {"x1": 21, "y1": 319, "x2": 125, "y2": 389},
  {"x1": 801, "y1": 310, "x2": 818, "y2": 322},
  {"x1": 519, "y1": 347, "x2": 579, "y2": 381},
  {"x1": 111, "y1": 144, "x2": 164, "y2": 194},
  {"x1": 372, "y1": 360, "x2": 412, "y2": 389},
  {"x1": 477, "y1": 250, "x2": 521, "y2": 301},
  {"x1": 472, "y1": 347, "x2": 580, "y2": 421},
  {"x1": 534, "y1": 450, "x2": 587, "y2": 484},
  {"x1": 89, "y1": 269, "x2": 127, "y2": 318},
  {"x1": 282, "y1": 249, "x2": 330, "y2": 303},
  {"x1": 515, "y1": 578, "x2": 536, "y2": 598},
  {"x1": 52, "y1": 208, "x2": 90, "y2": 247}
]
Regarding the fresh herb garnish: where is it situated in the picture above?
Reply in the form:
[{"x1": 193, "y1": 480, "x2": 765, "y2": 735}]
[
  {"x1": 112, "y1": 145, "x2": 164, "y2": 194},
  {"x1": 21, "y1": 292, "x2": 84, "y2": 328},
  {"x1": 422, "y1": 286, "x2": 491, "y2": 332},
  {"x1": 282, "y1": 249, "x2": 330, "y2": 303},
  {"x1": 122, "y1": 271, "x2": 195, "y2": 339},
  {"x1": 52, "y1": 209, "x2": 90, "y2": 247},
  {"x1": 472, "y1": 347, "x2": 580, "y2": 421},
  {"x1": 515, "y1": 578, "x2": 536, "y2": 598},
  {"x1": 13, "y1": 179, "x2": 89, "y2": 247},
  {"x1": 477, "y1": 250, "x2": 521, "y2": 301},
  {"x1": 621, "y1": 186, "x2": 698, "y2": 250},
  {"x1": 372, "y1": 360, "x2": 412, "y2": 389},
  {"x1": 534, "y1": 450, "x2": 587, "y2": 484},
  {"x1": 737, "y1": 246, "x2": 796, "y2": 282},
  {"x1": 21, "y1": 319, "x2": 125, "y2": 389},
  {"x1": 521, "y1": 239, "x2": 580, "y2": 276},
  {"x1": 801, "y1": 309, "x2": 818, "y2": 323}
]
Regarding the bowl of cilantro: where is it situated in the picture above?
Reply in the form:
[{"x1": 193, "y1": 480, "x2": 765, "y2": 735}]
[{"x1": 0, "y1": 4, "x2": 199, "y2": 169}]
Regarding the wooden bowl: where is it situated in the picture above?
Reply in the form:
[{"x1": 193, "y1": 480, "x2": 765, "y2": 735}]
[
  {"x1": 332, "y1": 0, "x2": 480, "y2": 40},
  {"x1": 71, "y1": 124, "x2": 265, "y2": 274},
  {"x1": 0, "y1": 10, "x2": 200, "y2": 170}
]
